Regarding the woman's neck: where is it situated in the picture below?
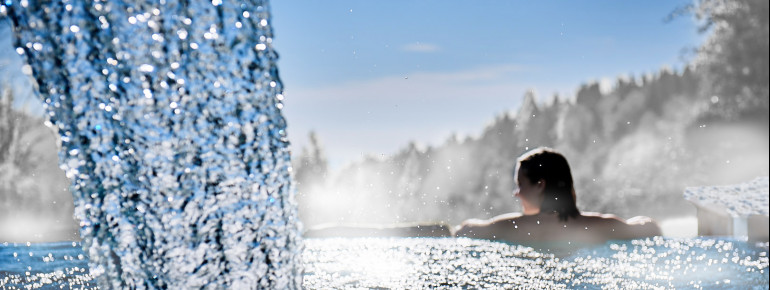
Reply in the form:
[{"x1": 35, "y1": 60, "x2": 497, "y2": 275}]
[
  {"x1": 520, "y1": 199, "x2": 541, "y2": 215},
  {"x1": 523, "y1": 208, "x2": 540, "y2": 215}
]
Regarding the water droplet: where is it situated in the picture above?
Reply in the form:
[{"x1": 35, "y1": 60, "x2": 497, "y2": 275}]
[
  {"x1": 21, "y1": 64, "x2": 32, "y2": 75},
  {"x1": 139, "y1": 64, "x2": 154, "y2": 72}
]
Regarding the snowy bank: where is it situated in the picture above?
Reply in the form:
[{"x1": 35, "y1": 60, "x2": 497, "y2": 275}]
[{"x1": 684, "y1": 177, "x2": 769, "y2": 241}]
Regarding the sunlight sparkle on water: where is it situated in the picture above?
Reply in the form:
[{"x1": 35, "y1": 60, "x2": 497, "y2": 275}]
[{"x1": 2, "y1": 238, "x2": 768, "y2": 288}]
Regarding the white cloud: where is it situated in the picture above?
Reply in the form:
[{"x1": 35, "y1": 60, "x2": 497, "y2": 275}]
[
  {"x1": 286, "y1": 64, "x2": 528, "y2": 102},
  {"x1": 282, "y1": 64, "x2": 549, "y2": 168},
  {"x1": 400, "y1": 42, "x2": 441, "y2": 53}
]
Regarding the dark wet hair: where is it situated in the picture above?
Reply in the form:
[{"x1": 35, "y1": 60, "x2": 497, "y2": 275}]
[{"x1": 516, "y1": 147, "x2": 580, "y2": 221}]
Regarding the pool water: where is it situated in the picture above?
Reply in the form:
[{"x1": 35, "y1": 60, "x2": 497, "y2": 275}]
[{"x1": 1, "y1": 237, "x2": 768, "y2": 289}]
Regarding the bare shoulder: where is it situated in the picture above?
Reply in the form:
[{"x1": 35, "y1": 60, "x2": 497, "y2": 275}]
[
  {"x1": 580, "y1": 212, "x2": 661, "y2": 238},
  {"x1": 457, "y1": 213, "x2": 522, "y2": 227},
  {"x1": 454, "y1": 213, "x2": 523, "y2": 238},
  {"x1": 491, "y1": 212, "x2": 524, "y2": 221},
  {"x1": 304, "y1": 222, "x2": 452, "y2": 238},
  {"x1": 487, "y1": 212, "x2": 525, "y2": 225},
  {"x1": 581, "y1": 212, "x2": 623, "y2": 221},
  {"x1": 454, "y1": 218, "x2": 491, "y2": 238}
]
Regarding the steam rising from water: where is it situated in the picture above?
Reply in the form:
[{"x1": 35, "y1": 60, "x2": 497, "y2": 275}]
[{"x1": 295, "y1": 80, "x2": 769, "y2": 228}]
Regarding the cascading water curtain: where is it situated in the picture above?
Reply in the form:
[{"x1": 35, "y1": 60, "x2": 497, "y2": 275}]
[{"x1": 2, "y1": 0, "x2": 302, "y2": 288}]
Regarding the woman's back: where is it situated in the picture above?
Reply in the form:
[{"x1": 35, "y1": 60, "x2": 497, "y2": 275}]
[
  {"x1": 453, "y1": 148, "x2": 661, "y2": 251},
  {"x1": 455, "y1": 212, "x2": 660, "y2": 249}
]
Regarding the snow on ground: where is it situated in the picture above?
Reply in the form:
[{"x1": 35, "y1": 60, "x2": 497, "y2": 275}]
[{"x1": 684, "y1": 176, "x2": 769, "y2": 217}]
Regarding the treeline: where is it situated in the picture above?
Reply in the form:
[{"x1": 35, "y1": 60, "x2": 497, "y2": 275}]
[
  {"x1": 0, "y1": 87, "x2": 76, "y2": 241},
  {"x1": 294, "y1": 0, "x2": 769, "y2": 227},
  {"x1": 296, "y1": 68, "x2": 706, "y2": 226}
]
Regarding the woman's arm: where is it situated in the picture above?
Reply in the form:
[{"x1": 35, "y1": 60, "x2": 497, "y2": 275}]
[
  {"x1": 624, "y1": 216, "x2": 662, "y2": 238},
  {"x1": 304, "y1": 223, "x2": 452, "y2": 238},
  {"x1": 583, "y1": 212, "x2": 662, "y2": 240},
  {"x1": 453, "y1": 219, "x2": 491, "y2": 238},
  {"x1": 454, "y1": 214, "x2": 522, "y2": 239}
]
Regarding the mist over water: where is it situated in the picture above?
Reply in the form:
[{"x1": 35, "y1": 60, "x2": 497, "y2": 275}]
[{"x1": 294, "y1": 83, "x2": 768, "y2": 229}]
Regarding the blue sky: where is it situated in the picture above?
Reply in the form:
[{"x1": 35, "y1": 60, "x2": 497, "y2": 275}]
[
  {"x1": 1, "y1": 0, "x2": 703, "y2": 169},
  {"x1": 270, "y1": 0, "x2": 702, "y2": 168}
]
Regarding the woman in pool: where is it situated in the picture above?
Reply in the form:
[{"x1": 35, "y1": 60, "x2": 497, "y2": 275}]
[
  {"x1": 304, "y1": 147, "x2": 661, "y2": 247},
  {"x1": 453, "y1": 147, "x2": 661, "y2": 246}
]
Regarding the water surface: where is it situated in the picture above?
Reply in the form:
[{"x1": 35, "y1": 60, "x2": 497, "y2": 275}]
[{"x1": 1, "y1": 237, "x2": 768, "y2": 289}]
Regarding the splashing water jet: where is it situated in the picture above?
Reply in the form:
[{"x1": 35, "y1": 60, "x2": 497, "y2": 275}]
[{"x1": 4, "y1": 0, "x2": 302, "y2": 287}]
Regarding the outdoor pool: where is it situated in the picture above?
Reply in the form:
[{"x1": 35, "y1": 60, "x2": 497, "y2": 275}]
[{"x1": 1, "y1": 237, "x2": 768, "y2": 289}]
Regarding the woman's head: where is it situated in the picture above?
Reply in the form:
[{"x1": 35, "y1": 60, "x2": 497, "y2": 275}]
[{"x1": 515, "y1": 147, "x2": 580, "y2": 221}]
